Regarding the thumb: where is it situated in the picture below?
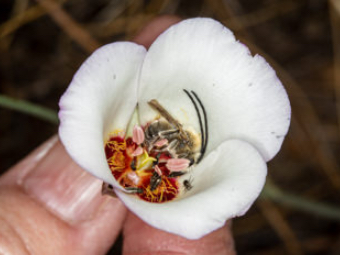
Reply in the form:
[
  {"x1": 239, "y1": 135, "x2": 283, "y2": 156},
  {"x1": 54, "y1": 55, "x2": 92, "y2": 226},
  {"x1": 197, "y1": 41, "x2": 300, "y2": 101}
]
[
  {"x1": 123, "y1": 213, "x2": 236, "y2": 255},
  {"x1": 0, "y1": 136, "x2": 127, "y2": 255}
]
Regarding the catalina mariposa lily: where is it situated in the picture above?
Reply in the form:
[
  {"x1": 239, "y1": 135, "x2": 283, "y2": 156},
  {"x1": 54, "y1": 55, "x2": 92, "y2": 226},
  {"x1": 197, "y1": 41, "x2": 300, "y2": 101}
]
[{"x1": 59, "y1": 18, "x2": 291, "y2": 239}]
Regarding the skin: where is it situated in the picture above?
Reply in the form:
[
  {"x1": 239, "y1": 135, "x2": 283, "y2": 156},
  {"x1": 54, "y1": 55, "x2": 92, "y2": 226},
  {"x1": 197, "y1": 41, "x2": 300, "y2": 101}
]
[{"x1": 0, "y1": 16, "x2": 236, "y2": 255}]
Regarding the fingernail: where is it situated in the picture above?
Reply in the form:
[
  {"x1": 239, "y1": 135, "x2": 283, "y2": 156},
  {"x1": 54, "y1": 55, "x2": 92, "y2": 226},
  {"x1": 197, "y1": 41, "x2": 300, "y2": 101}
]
[
  {"x1": 0, "y1": 135, "x2": 58, "y2": 186},
  {"x1": 133, "y1": 15, "x2": 181, "y2": 48},
  {"x1": 23, "y1": 140, "x2": 111, "y2": 225}
]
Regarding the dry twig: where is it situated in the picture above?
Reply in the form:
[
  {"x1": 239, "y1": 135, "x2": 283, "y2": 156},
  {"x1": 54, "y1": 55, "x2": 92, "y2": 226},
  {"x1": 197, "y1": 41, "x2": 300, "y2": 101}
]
[
  {"x1": 36, "y1": 0, "x2": 101, "y2": 53},
  {"x1": 257, "y1": 199, "x2": 304, "y2": 255}
]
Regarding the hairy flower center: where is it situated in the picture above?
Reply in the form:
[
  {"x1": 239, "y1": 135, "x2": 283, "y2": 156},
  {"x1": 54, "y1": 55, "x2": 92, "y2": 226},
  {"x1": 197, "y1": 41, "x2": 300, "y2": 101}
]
[
  {"x1": 105, "y1": 92, "x2": 207, "y2": 203},
  {"x1": 105, "y1": 122, "x2": 195, "y2": 203}
]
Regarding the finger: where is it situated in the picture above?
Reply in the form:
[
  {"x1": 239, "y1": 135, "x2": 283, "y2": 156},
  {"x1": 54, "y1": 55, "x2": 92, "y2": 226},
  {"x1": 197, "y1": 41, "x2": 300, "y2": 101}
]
[
  {"x1": 133, "y1": 15, "x2": 182, "y2": 49},
  {"x1": 0, "y1": 15, "x2": 181, "y2": 185},
  {"x1": 122, "y1": 15, "x2": 236, "y2": 255},
  {"x1": 0, "y1": 138, "x2": 127, "y2": 255},
  {"x1": 0, "y1": 135, "x2": 59, "y2": 186},
  {"x1": 123, "y1": 213, "x2": 235, "y2": 255},
  {"x1": 0, "y1": 15, "x2": 185, "y2": 255}
]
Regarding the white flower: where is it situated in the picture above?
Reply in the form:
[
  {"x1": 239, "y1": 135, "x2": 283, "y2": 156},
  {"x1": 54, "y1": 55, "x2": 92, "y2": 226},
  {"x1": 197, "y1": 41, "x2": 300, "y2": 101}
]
[{"x1": 59, "y1": 18, "x2": 291, "y2": 239}]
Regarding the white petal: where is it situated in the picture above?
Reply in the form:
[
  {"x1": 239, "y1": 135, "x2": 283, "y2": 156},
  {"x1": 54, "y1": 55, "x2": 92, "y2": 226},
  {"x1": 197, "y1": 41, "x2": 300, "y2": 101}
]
[
  {"x1": 116, "y1": 139, "x2": 267, "y2": 239},
  {"x1": 138, "y1": 18, "x2": 290, "y2": 161},
  {"x1": 59, "y1": 42, "x2": 146, "y2": 188}
]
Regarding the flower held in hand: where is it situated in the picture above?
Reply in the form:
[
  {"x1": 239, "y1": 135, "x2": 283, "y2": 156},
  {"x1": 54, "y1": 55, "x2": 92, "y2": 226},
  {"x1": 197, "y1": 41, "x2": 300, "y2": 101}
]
[{"x1": 59, "y1": 18, "x2": 291, "y2": 239}]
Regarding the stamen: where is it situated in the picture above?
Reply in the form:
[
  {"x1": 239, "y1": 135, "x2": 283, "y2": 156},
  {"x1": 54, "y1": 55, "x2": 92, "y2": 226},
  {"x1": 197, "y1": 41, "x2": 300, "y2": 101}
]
[
  {"x1": 127, "y1": 172, "x2": 140, "y2": 185},
  {"x1": 106, "y1": 94, "x2": 202, "y2": 203},
  {"x1": 168, "y1": 171, "x2": 186, "y2": 178},
  {"x1": 153, "y1": 153, "x2": 161, "y2": 166},
  {"x1": 150, "y1": 171, "x2": 162, "y2": 191},
  {"x1": 131, "y1": 146, "x2": 143, "y2": 156},
  {"x1": 133, "y1": 125, "x2": 145, "y2": 145},
  {"x1": 125, "y1": 187, "x2": 144, "y2": 194},
  {"x1": 154, "y1": 138, "x2": 168, "y2": 147},
  {"x1": 154, "y1": 165, "x2": 163, "y2": 176},
  {"x1": 166, "y1": 158, "x2": 190, "y2": 171}
]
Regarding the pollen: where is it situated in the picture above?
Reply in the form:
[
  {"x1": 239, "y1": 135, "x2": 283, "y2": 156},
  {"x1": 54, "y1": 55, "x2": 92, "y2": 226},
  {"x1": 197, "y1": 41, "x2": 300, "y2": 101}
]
[
  {"x1": 104, "y1": 96, "x2": 204, "y2": 202},
  {"x1": 105, "y1": 127, "x2": 181, "y2": 203}
]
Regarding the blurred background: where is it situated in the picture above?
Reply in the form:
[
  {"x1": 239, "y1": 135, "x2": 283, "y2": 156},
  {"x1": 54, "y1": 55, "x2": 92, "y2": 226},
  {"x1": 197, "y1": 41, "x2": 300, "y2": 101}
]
[{"x1": 0, "y1": 0, "x2": 339, "y2": 254}]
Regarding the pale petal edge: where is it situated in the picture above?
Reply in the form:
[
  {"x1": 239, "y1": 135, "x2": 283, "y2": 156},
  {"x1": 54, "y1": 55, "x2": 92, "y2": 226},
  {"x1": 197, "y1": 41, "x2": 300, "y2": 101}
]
[
  {"x1": 138, "y1": 17, "x2": 291, "y2": 162},
  {"x1": 59, "y1": 42, "x2": 146, "y2": 189}
]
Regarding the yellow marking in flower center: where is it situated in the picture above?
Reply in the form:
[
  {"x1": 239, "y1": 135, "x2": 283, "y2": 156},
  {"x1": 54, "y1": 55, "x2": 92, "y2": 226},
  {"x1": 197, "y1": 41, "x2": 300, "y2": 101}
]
[
  {"x1": 138, "y1": 151, "x2": 156, "y2": 170},
  {"x1": 108, "y1": 129, "x2": 125, "y2": 137},
  {"x1": 107, "y1": 140, "x2": 126, "y2": 151},
  {"x1": 105, "y1": 133, "x2": 180, "y2": 203},
  {"x1": 109, "y1": 152, "x2": 126, "y2": 171},
  {"x1": 107, "y1": 140, "x2": 127, "y2": 171}
]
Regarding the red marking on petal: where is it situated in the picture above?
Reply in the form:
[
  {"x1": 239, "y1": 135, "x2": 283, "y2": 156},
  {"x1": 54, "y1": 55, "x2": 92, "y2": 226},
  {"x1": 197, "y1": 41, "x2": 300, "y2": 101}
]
[
  {"x1": 132, "y1": 125, "x2": 145, "y2": 145},
  {"x1": 138, "y1": 173, "x2": 178, "y2": 203},
  {"x1": 158, "y1": 153, "x2": 171, "y2": 163},
  {"x1": 166, "y1": 158, "x2": 190, "y2": 171},
  {"x1": 105, "y1": 135, "x2": 180, "y2": 203}
]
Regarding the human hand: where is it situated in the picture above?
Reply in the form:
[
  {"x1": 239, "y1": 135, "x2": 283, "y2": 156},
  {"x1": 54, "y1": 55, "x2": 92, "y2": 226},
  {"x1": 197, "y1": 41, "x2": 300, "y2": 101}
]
[{"x1": 0, "y1": 16, "x2": 235, "y2": 255}]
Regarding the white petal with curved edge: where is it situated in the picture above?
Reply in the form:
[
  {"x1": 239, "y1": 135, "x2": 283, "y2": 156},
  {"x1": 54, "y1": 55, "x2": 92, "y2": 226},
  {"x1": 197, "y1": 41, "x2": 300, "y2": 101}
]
[
  {"x1": 138, "y1": 18, "x2": 291, "y2": 161},
  {"x1": 59, "y1": 42, "x2": 146, "y2": 188},
  {"x1": 116, "y1": 139, "x2": 267, "y2": 239}
]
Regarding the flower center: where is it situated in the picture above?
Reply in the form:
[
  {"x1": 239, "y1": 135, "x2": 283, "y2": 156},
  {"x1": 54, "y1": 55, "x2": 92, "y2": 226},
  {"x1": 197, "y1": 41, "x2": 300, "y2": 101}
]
[
  {"x1": 105, "y1": 91, "x2": 207, "y2": 203},
  {"x1": 105, "y1": 121, "x2": 196, "y2": 203}
]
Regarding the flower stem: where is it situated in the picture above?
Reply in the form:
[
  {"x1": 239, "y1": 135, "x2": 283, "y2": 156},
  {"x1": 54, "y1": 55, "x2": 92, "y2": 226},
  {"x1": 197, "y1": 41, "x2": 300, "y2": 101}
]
[
  {"x1": 261, "y1": 181, "x2": 340, "y2": 221},
  {"x1": 0, "y1": 94, "x2": 58, "y2": 124}
]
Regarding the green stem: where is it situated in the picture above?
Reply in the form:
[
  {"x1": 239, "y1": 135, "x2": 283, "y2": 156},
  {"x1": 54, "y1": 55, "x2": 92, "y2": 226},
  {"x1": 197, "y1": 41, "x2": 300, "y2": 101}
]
[
  {"x1": 0, "y1": 94, "x2": 58, "y2": 124},
  {"x1": 261, "y1": 182, "x2": 340, "y2": 221}
]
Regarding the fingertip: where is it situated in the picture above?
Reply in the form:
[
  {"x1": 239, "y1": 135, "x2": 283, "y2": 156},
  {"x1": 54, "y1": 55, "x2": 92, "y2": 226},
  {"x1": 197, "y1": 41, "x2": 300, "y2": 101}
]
[
  {"x1": 123, "y1": 213, "x2": 235, "y2": 255},
  {"x1": 0, "y1": 137, "x2": 128, "y2": 254},
  {"x1": 0, "y1": 135, "x2": 58, "y2": 186},
  {"x1": 74, "y1": 197, "x2": 128, "y2": 255},
  {"x1": 133, "y1": 15, "x2": 182, "y2": 48}
]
